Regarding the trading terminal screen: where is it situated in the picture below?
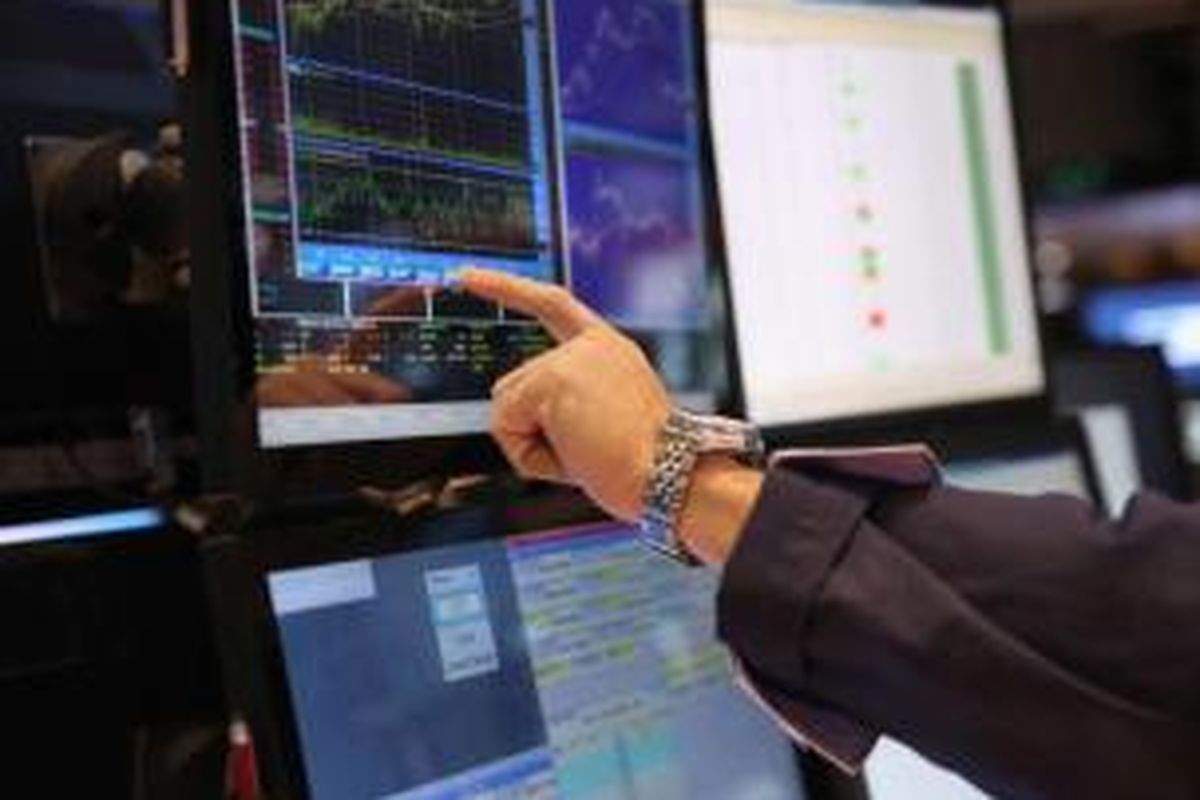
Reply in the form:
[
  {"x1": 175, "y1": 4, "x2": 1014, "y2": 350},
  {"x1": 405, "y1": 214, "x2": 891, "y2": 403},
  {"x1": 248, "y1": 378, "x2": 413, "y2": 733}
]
[
  {"x1": 230, "y1": 0, "x2": 719, "y2": 447},
  {"x1": 706, "y1": 0, "x2": 1044, "y2": 427},
  {"x1": 268, "y1": 524, "x2": 806, "y2": 800}
]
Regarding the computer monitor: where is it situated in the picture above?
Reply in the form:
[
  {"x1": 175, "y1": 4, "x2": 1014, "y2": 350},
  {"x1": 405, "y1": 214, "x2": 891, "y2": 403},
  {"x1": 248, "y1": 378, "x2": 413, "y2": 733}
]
[
  {"x1": 1053, "y1": 347, "x2": 1191, "y2": 506},
  {"x1": 187, "y1": 0, "x2": 724, "y2": 480},
  {"x1": 206, "y1": 499, "x2": 810, "y2": 800},
  {"x1": 1080, "y1": 283, "x2": 1200, "y2": 393},
  {"x1": 864, "y1": 420, "x2": 1097, "y2": 800},
  {"x1": 942, "y1": 447, "x2": 1093, "y2": 498},
  {"x1": 705, "y1": 0, "x2": 1044, "y2": 430}
]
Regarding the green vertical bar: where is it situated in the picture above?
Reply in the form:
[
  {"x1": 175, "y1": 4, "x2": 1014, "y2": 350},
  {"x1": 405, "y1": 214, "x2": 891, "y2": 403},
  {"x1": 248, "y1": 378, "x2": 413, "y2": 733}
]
[{"x1": 957, "y1": 62, "x2": 1011, "y2": 355}]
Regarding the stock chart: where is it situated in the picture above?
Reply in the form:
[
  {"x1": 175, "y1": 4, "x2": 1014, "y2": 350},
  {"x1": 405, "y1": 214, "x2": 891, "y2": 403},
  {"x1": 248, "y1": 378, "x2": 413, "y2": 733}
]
[
  {"x1": 284, "y1": 0, "x2": 553, "y2": 284},
  {"x1": 230, "y1": 0, "x2": 715, "y2": 436},
  {"x1": 565, "y1": 150, "x2": 706, "y2": 328},
  {"x1": 553, "y1": 0, "x2": 710, "y2": 334},
  {"x1": 554, "y1": 0, "x2": 693, "y2": 143}
]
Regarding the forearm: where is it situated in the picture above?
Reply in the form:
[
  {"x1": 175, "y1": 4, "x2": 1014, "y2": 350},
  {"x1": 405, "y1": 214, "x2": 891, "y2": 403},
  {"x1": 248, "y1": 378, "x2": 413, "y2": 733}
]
[{"x1": 717, "y1": 469, "x2": 1200, "y2": 797}]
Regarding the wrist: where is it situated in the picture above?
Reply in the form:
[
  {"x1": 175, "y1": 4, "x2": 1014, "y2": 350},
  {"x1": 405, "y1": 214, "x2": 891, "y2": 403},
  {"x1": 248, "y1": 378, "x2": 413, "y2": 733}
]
[{"x1": 676, "y1": 457, "x2": 765, "y2": 566}]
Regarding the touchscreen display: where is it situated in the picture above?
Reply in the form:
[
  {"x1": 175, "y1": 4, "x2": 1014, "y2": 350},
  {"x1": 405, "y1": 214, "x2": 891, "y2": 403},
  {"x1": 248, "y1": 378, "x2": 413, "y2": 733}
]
[
  {"x1": 228, "y1": 0, "x2": 720, "y2": 448},
  {"x1": 268, "y1": 523, "x2": 807, "y2": 800}
]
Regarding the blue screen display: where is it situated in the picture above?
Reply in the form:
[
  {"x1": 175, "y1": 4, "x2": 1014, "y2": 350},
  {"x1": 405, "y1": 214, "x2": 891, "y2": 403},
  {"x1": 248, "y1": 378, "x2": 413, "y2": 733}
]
[
  {"x1": 555, "y1": 0, "x2": 692, "y2": 142},
  {"x1": 553, "y1": 0, "x2": 711, "y2": 332},
  {"x1": 269, "y1": 523, "x2": 805, "y2": 800},
  {"x1": 1082, "y1": 283, "x2": 1200, "y2": 389}
]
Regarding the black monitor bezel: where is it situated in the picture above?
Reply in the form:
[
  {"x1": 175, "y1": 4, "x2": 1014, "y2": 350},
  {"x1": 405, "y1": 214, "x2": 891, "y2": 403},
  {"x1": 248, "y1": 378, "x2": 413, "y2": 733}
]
[
  {"x1": 704, "y1": 0, "x2": 1057, "y2": 447},
  {"x1": 202, "y1": 486, "x2": 820, "y2": 800},
  {"x1": 1052, "y1": 344, "x2": 1192, "y2": 501},
  {"x1": 931, "y1": 414, "x2": 1103, "y2": 505},
  {"x1": 183, "y1": 0, "x2": 738, "y2": 507}
]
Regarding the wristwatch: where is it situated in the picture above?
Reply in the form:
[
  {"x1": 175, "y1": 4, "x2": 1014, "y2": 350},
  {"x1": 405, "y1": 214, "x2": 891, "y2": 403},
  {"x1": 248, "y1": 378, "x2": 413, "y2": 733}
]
[{"x1": 638, "y1": 409, "x2": 765, "y2": 566}]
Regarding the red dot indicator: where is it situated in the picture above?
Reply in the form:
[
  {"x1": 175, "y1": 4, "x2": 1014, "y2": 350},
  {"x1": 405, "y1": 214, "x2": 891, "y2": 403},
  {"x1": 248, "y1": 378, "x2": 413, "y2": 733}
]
[{"x1": 868, "y1": 310, "x2": 888, "y2": 330}]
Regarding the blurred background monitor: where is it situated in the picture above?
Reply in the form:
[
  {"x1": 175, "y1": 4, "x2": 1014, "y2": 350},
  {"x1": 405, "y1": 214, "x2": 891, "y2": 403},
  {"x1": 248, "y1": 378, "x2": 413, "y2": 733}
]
[
  {"x1": 1078, "y1": 283, "x2": 1200, "y2": 392},
  {"x1": 1052, "y1": 346, "x2": 1191, "y2": 510},
  {"x1": 706, "y1": 0, "x2": 1045, "y2": 432}
]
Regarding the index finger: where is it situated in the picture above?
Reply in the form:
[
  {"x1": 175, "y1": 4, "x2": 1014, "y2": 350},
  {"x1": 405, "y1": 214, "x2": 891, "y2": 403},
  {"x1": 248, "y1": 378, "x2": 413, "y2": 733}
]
[{"x1": 458, "y1": 268, "x2": 602, "y2": 342}]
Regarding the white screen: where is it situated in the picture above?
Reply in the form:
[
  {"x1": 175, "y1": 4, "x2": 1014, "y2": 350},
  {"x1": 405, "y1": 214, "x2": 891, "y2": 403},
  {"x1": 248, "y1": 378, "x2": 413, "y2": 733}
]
[
  {"x1": 944, "y1": 450, "x2": 1091, "y2": 498},
  {"x1": 707, "y1": 0, "x2": 1043, "y2": 426}
]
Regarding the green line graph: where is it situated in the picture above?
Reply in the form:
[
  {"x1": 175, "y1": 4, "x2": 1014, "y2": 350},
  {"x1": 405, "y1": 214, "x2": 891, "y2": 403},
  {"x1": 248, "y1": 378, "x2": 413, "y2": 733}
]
[
  {"x1": 289, "y1": 0, "x2": 523, "y2": 35},
  {"x1": 298, "y1": 154, "x2": 536, "y2": 252},
  {"x1": 293, "y1": 115, "x2": 526, "y2": 170}
]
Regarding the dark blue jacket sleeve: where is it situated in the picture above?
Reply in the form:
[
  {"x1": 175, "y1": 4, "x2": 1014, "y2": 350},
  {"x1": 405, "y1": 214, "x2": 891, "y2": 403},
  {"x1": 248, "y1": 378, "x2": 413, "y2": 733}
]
[{"x1": 717, "y1": 469, "x2": 1200, "y2": 800}]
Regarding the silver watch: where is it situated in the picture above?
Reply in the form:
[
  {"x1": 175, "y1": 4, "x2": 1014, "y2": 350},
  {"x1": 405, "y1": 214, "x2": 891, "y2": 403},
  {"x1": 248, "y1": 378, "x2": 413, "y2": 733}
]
[{"x1": 638, "y1": 409, "x2": 764, "y2": 566}]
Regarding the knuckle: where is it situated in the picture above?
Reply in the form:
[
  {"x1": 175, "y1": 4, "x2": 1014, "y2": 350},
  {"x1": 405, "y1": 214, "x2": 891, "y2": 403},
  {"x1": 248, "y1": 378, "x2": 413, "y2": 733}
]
[{"x1": 543, "y1": 284, "x2": 572, "y2": 305}]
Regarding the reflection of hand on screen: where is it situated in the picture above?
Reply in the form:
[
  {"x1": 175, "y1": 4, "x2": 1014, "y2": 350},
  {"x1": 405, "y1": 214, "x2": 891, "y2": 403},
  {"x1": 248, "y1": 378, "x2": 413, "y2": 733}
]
[
  {"x1": 257, "y1": 287, "x2": 426, "y2": 408},
  {"x1": 257, "y1": 360, "x2": 411, "y2": 408},
  {"x1": 362, "y1": 286, "x2": 427, "y2": 318}
]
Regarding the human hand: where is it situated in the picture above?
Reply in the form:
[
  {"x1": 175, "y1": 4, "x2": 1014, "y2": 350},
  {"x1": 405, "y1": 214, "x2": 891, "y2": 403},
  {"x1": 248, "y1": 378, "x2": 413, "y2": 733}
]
[{"x1": 459, "y1": 268, "x2": 670, "y2": 522}]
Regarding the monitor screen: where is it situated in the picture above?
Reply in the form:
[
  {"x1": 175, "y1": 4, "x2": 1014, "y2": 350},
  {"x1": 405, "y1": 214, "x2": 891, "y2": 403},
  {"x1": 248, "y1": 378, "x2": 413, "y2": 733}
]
[
  {"x1": 267, "y1": 523, "x2": 806, "y2": 800},
  {"x1": 1081, "y1": 283, "x2": 1200, "y2": 391},
  {"x1": 228, "y1": 0, "x2": 719, "y2": 449},
  {"x1": 943, "y1": 449, "x2": 1091, "y2": 498},
  {"x1": 706, "y1": 0, "x2": 1043, "y2": 427},
  {"x1": 1052, "y1": 348, "x2": 1191, "y2": 505}
]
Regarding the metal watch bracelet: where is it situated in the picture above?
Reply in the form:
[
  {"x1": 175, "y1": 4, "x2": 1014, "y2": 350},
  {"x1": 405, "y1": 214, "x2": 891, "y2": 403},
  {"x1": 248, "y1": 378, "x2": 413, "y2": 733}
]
[
  {"x1": 639, "y1": 410, "x2": 704, "y2": 566},
  {"x1": 638, "y1": 409, "x2": 763, "y2": 566}
]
